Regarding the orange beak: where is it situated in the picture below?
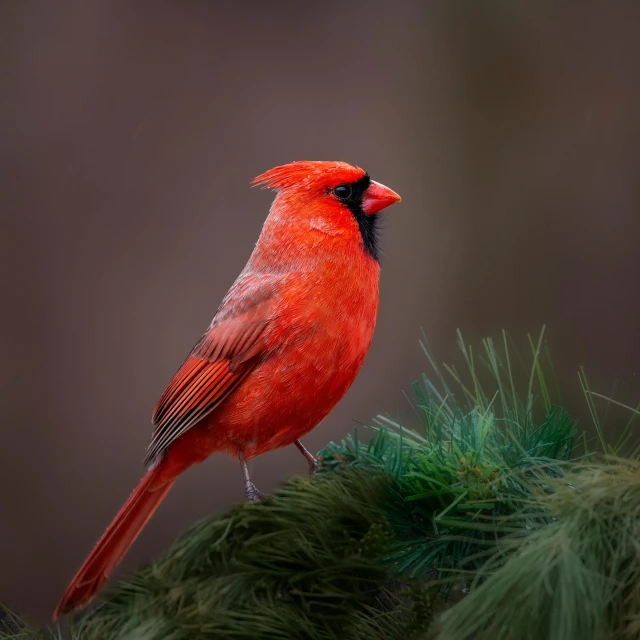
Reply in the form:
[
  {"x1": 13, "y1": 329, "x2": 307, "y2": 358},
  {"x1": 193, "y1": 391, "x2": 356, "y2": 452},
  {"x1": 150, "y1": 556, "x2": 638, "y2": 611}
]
[{"x1": 361, "y1": 180, "x2": 402, "y2": 215}]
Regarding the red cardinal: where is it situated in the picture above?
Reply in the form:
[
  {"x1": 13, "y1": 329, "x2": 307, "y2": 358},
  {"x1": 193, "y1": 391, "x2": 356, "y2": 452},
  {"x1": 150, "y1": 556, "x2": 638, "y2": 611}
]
[{"x1": 53, "y1": 160, "x2": 401, "y2": 619}]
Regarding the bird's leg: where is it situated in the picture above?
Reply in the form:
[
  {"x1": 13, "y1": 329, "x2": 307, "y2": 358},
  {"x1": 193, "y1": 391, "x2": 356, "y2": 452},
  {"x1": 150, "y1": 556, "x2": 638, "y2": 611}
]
[
  {"x1": 238, "y1": 450, "x2": 266, "y2": 502},
  {"x1": 294, "y1": 440, "x2": 318, "y2": 475}
]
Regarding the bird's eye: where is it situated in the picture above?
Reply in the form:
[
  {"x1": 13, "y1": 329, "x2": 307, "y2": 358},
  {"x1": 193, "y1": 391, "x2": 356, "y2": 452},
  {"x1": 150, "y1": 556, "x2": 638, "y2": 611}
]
[{"x1": 333, "y1": 184, "x2": 352, "y2": 200}]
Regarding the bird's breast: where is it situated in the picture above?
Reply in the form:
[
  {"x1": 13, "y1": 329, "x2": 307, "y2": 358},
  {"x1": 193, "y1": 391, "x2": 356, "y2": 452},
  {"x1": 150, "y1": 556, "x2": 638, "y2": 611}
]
[{"x1": 273, "y1": 258, "x2": 379, "y2": 368}]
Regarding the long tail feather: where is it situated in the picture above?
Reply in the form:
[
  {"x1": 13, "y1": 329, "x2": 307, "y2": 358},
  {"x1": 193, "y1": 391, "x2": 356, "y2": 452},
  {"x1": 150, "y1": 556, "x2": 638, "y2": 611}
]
[{"x1": 53, "y1": 462, "x2": 176, "y2": 619}]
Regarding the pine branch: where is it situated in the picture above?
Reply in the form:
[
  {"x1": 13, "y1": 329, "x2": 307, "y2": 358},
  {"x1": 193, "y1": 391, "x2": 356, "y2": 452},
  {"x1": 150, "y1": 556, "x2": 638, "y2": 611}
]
[
  {"x1": 3, "y1": 329, "x2": 638, "y2": 640},
  {"x1": 435, "y1": 458, "x2": 640, "y2": 640}
]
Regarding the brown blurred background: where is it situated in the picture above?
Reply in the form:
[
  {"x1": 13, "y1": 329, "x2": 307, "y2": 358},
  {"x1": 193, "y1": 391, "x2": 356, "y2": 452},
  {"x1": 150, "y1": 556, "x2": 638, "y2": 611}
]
[{"x1": 1, "y1": 1, "x2": 639, "y2": 625}]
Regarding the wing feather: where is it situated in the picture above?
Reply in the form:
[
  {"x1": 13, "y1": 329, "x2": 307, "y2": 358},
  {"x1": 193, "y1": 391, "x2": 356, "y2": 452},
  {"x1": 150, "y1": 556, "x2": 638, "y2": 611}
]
[{"x1": 143, "y1": 275, "x2": 276, "y2": 466}]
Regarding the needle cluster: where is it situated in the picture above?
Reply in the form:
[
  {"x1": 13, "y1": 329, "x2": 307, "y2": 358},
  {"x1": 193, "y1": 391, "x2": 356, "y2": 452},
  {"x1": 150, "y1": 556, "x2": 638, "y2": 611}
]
[{"x1": 3, "y1": 329, "x2": 639, "y2": 640}]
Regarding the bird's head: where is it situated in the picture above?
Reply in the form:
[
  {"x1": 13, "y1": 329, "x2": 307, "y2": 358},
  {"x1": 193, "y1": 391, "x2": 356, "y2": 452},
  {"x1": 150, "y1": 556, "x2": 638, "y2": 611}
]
[{"x1": 252, "y1": 161, "x2": 401, "y2": 262}]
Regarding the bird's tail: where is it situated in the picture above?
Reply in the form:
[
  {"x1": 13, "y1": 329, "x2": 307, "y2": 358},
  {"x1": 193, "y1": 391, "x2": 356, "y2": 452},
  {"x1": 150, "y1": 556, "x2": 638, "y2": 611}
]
[{"x1": 53, "y1": 461, "x2": 176, "y2": 619}]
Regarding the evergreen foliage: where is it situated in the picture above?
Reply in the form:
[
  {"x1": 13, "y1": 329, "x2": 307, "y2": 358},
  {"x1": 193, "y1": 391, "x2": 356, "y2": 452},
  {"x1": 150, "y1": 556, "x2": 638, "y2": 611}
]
[
  {"x1": 437, "y1": 458, "x2": 640, "y2": 639},
  {"x1": 2, "y1": 328, "x2": 638, "y2": 639},
  {"x1": 319, "y1": 328, "x2": 576, "y2": 589},
  {"x1": 78, "y1": 468, "x2": 416, "y2": 640}
]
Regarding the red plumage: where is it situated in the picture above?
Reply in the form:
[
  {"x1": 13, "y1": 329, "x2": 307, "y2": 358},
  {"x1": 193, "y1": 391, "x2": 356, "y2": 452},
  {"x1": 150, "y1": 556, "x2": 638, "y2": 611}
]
[{"x1": 54, "y1": 160, "x2": 401, "y2": 618}]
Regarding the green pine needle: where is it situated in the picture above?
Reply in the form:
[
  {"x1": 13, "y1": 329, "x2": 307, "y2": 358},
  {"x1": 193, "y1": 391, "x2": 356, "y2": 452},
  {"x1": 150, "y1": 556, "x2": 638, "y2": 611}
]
[
  {"x1": 2, "y1": 329, "x2": 638, "y2": 640},
  {"x1": 77, "y1": 469, "x2": 416, "y2": 640},
  {"x1": 436, "y1": 458, "x2": 640, "y2": 640}
]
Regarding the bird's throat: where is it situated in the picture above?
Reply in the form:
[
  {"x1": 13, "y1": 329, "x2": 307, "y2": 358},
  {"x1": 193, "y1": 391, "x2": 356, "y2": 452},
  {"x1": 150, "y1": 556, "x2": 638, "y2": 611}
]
[{"x1": 348, "y1": 209, "x2": 379, "y2": 262}]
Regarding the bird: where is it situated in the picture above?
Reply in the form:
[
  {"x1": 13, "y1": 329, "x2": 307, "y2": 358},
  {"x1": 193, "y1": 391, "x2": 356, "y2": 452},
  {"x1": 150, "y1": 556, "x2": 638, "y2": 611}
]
[{"x1": 53, "y1": 160, "x2": 401, "y2": 619}]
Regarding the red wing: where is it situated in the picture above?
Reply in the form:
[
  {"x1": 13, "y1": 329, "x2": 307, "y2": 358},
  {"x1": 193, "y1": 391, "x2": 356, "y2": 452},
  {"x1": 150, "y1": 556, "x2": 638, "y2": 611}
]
[{"x1": 143, "y1": 276, "x2": 277, "y2": 465}]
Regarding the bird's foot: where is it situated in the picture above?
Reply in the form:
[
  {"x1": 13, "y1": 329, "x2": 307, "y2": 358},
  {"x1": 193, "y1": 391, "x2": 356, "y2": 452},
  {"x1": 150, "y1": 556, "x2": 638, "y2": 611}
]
[
  {"x1": 244, "y1": 481, "x2": 270, "y2": 502},
  {"x1": 294, "y1": 440, "x2": 319, "y2": 476}
]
